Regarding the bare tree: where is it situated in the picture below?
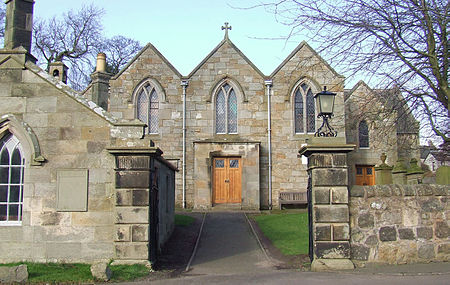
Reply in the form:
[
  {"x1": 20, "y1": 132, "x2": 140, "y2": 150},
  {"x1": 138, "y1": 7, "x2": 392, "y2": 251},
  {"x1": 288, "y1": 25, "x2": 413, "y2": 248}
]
[
  {"x1": 100, "y1": 35, "x2": 142, "y2": 75},
  {"x1": 256, "y1": 0, "x2": 449, "y2": 142},
  {"x1": 32, "y1": 4, "x2": 104, "y2": 90},
  {"x1": 32, "y1": 4, "x2": 142, "y2": 90},
  {"x1": 0, "y1": 2, "x2": 5, "y2": 45}
]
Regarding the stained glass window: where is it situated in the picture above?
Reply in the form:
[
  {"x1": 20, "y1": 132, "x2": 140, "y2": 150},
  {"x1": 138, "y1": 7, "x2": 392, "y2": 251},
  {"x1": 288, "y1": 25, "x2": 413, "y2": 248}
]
[
  {"x1": 215, "y1": 83, "x2": 238, "y2": 134},
  {"x1": 216, "y1": 89, "x2": 226, "y2": 133},
  {"x1": 306, "y1": 89, "x2": 315, "y2": 132},
  {"x1": 136, "y1": 82, "x2": 159, "y2": 134},
  {"x1": 295, "y1": 83, "x2": 315, "y2": 133},
  {"x1": 228, "y1": 90, "x2": 237, "y2": 133},
  {"x1": 359, "y1": 120, "x2": 369, "y2": 148},
  {"x1": 294, "y1": 89, "x2": 304, "y2": 133},
  {"x1": 0, "y1": 133, "x2": 24, "y2": 224}
]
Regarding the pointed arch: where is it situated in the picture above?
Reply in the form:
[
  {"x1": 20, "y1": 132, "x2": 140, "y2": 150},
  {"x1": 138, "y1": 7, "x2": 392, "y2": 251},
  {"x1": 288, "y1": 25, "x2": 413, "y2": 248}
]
[
  {"x1": 0, "y1": 115, "x2": 44, "y2": 166},
  {"x1": 208, "y1": 76, "x2": 246, "y2": 103},
  {"x1": 133, "y1": 78, "x2": 164, "y2": 134},
  {"x1": 0, "y1": 132, "x2": 25, "y2": 224},
  {"x1": 291, "y1": 78, "x2": 319, "y2": 134},
  {"x1": 213, "y1": 79, "x2": 240, "y2": 134}
]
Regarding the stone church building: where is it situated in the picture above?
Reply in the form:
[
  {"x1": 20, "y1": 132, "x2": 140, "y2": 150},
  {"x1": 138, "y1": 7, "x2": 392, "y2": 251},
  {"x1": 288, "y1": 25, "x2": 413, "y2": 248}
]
[
  {"x1": 88, "y1": 28, "x2": 418, "y2": 210},
  {"x1": 0, "y1": 0, "x2": 419, "y2": 263}
]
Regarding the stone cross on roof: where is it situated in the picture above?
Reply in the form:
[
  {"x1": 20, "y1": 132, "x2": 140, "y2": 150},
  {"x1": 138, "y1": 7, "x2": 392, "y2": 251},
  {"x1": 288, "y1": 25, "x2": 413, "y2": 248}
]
[{"x1": 222, "y1": 22, "x2": 232, "y2": 39}]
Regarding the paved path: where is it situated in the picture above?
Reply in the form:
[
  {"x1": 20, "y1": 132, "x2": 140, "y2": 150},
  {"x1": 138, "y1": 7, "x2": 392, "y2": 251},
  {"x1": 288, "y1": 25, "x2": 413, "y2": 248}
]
[
  {"x1": 186, "y1": 212, "x2": 273, "y2": 276},
  {"x1": 120, "y1": 212, "x2": 449, "y2": 284}
]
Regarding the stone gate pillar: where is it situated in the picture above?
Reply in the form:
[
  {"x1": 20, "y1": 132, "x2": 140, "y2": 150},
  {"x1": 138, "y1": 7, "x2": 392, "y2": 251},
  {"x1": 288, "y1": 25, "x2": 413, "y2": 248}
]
[
  {"x1": 299, "y1": 138, "x2": 355, "y2": 271},
  {"x1": 107, "y1": 147, "x2": 163, "y2": 266}
]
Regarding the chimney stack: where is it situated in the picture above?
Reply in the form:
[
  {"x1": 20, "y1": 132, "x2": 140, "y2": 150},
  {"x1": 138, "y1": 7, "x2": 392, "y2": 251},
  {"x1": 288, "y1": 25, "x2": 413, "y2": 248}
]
[
  {"x1": 49, "y1": 61, "x2": 68, "y2": 84},
  {"x1": 4, "y1": 0, "x2": 35, "y2": 52},
  {"x1": 90, "y1": 53, "x2": 111, "y2": 110}
]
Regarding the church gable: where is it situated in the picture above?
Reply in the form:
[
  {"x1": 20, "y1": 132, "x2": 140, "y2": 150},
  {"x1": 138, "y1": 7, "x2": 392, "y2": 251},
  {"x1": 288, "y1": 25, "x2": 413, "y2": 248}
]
[
  {"x1": 109, "y1": 43, "x2": 183, "y2": 121},
  {"x1": 188, "y1": 39, "x2": 265, "y2": 106},
  {"x1": 271, "y1": 42, "x2": 344, "y2": 100}
]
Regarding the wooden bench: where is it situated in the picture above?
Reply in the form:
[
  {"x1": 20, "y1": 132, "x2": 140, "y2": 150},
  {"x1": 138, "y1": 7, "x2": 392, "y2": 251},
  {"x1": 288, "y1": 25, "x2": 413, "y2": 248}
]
[{"x1": 279, "y1": 192, "x2": 308, "y2": 209}]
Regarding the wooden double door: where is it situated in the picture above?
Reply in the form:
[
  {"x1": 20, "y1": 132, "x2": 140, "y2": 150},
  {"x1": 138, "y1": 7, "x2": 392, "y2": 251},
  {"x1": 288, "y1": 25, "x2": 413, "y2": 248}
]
[
  {"x1": 355, "y1": 165, "x2": 375, "y2": 186},
  {"x1": 213, "y1": 157, "x2": 242, "y2": 204}
]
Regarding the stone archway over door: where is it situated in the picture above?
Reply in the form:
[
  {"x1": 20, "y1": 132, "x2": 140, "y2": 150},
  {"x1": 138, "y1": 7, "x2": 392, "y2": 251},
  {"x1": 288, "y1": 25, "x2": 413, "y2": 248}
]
[{"x1": 213, "y1": 157, "x2": 242, "y2": 204}]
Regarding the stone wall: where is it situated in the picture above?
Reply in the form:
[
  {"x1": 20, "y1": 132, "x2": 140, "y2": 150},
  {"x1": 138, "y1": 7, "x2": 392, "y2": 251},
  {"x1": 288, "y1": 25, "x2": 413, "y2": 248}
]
[
  {"x1": 349, "y1": 184, "x2": 449, "y2": 265},
  {"x1": 0, "y1": 50, "x2": 147, "y2": 263}
]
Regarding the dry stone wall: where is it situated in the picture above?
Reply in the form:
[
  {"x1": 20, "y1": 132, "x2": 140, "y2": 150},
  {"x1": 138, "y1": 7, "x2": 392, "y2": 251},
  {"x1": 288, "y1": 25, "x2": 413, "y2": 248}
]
[{"x1": 349, "y1": 184, "x2": 449, "y2": 265}]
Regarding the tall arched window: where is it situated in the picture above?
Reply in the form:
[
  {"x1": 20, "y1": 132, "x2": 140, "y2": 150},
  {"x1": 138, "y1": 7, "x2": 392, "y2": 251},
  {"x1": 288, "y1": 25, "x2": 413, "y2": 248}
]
[
  {"x1": 294, "y1": 83, "x2": 315, "y2": 133},
  {"x1": 358, "y1": 120, "x2": 369, "y2": 148},
  {"x1": 216, "y1": 83, "x2": 237, "y2": 134},
  {"x1": 0, "y1": 133, "x2": 24, "y2": 224},
  {"x1": 136, "y1": 82, "x2": 159, "y2": 134}
]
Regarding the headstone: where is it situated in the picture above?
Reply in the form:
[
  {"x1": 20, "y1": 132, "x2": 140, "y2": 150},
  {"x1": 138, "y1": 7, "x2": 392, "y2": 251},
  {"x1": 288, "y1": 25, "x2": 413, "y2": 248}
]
[
  {"x1": 435, "y1": 165, "x2": 450, "y2": 185},
  {"x1": 374, "y1": 153, "x2": 393, "y2": 185},
  {"x1": 406, "y1": 158, "x2": 424, "y2": 184},
  {"x1": 90, "y1": 262, "x2": 112, "y2": 281},
  {"x1": 0, "y1": 264, "x2": 28, "y2": 283},
  {"x1": 392, "y1": 158, "x2": 407, "y2": 184}
]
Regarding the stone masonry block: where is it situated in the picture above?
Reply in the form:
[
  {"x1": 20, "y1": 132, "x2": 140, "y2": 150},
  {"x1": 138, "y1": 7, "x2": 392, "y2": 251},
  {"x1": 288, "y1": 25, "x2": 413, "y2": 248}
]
[
  {"x1": 115, "y1": 243, "x2": 148, "y2": 260},
  {"x1": 398, "y1": 228, "x2": 415, "y2": 240},
  {"x1": 314, "y1": 188, "x2": 330, "y2": 204},
  {"x1": 358, "y1": 212, "x2": 374, "y2": 228},
  {"x1": 333, "y1": 224, "x2": 350, "y2": 241},
  {"x1": 331, "y1": 187, "x2": 348, "y2": 204},
  {"x1": 315, "y1": 242, "x2": 350, "y2": 259},
  {"x1": 314, "y1": 205, "x2": 349, "y2": 223},
  {"x1": 308, "y1": 154, "x2": 333, "y2": 168},
  {"x1": 418, "y1": 243, "x2": 435, "y2": 259},
  {"x1": 132, "y1": 225, "x2": 148, "y2": 242},
  {"x1": 315, "y1": 225, "x2": 331, "y2": 241},
  {"x1": 351, "y1": 244, "x2": 370, "y2": 260},
  {"x1": 416, "y1": 227, "x2": 433, "y2": 240},
  {"x1": 115, "y1": 156, "x2": 150, "y2": 169},
  {"x1": 435, "y1": 221, "x2": 449, "y2": 238},
  {"x1": 115, "y1": 207, "x2": 148, "y2": 224},
  {"x1": 332, "y1": 154, "x2": 347, "y2": 166},
  {"x1": 132, "y1": 190, "x2": 149, "y2": 206},
  {"x1": 312, "y1": 169, "x2": 348, "y2": 187},
  {"x1": 115, "y1": 171, "x2": 150, "y2": 189},
  {"x1": 115, "y1": 225, "x2": 130, "y2": 242},
  {"x1": 379, "y1": 226, "x2": 397, "y2": 241},
  {"x1": 350, "y1": 186, "x2": 365, "y2": 197},
  {"x1": 116, "y1": 190, "x2": 132, "y2": 206},
  {"x1": 437, "y1": 243, "x2": 450, "y2": 256}
]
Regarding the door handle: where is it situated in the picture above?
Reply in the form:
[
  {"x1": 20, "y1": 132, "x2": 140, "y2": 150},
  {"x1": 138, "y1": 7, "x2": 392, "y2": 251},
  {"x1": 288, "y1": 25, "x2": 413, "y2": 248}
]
[{"x1": 225, "y1": 179, "x2": 230, "y2": 183}]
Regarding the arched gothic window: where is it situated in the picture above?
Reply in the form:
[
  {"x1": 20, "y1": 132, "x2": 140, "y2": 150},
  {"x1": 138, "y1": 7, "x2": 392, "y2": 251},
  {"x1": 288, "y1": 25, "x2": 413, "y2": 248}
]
[
  {"x1": 294, "y1": 83, "x2": 315, "y2": 133},
  {"x1": 0, "y1": 133, "x2": 24, "y2": 224},
  {"x1": 215, "y1": 83, "x2": 237, "y2": 134},
  {"x1": 358, "y1": 120, "x2": 369, "y2": 148},
  {"x1": 136, "y1": 82, "x2": 159, "y2": 134}
]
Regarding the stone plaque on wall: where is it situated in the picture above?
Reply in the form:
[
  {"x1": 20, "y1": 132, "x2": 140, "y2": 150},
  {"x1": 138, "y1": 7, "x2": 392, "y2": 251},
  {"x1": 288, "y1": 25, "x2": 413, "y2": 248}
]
[{"x1": 57, "y1": 169, "x2": 88, "y2": 211}]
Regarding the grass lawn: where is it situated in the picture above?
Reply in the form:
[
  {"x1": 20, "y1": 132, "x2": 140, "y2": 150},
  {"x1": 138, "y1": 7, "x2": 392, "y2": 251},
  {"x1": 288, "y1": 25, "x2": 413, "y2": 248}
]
[
  {"x1": 253, "y1": 212, "x2": 309, "y2": 255},
  {"x1": 0, "y1": 262, "x2": 150, "y2": 283},
  {"x1": 175, "y1": 214, "x2": 195, "y2": 226}
]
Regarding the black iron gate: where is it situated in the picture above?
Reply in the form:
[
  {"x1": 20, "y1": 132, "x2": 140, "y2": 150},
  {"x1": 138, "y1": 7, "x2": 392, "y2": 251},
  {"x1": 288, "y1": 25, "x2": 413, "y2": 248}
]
[
  {"x1": 307, "y1": 171, "x2": 314, "y2": 262},
  {"x1": 149, "y1": 170, "x2": 159, "y2": 264}
]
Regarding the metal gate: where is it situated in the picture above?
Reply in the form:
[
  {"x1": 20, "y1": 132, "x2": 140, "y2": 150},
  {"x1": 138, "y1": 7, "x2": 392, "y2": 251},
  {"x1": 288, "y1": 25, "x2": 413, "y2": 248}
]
[
  {"x1": 307, "y1": 172, "x2": 314, "y2": 262},
  {"x1": 149, "y1": 170, "x2": 159, "y2": 264}
]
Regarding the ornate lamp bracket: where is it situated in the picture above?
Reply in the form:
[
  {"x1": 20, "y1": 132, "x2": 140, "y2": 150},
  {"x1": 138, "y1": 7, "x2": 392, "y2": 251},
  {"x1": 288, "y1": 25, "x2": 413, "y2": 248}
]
[{"x1": 315, "y1": 114, "x2": 337, "y2": 137}]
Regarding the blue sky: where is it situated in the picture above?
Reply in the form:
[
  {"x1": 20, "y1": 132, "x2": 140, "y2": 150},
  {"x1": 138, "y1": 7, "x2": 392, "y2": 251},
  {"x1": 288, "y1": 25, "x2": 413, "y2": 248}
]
[{"x1": 34, "y1": 0, "x2": 310, "y2": 77}]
